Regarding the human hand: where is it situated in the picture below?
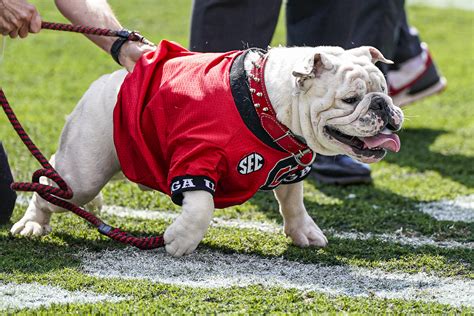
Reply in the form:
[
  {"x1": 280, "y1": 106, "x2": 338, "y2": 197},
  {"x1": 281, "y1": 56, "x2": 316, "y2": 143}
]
[
  {"x1": 119, "y1": 41, "x2": 155, "y2": 72},
  {"x1": 0, "y1": 0, "x2": 41, "y2": 38}
]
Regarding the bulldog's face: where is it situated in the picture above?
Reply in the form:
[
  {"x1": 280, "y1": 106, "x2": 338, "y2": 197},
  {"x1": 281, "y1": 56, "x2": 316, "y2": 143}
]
[{"x1": 293, "y1": 46, "x2": 404, "y2": 163}]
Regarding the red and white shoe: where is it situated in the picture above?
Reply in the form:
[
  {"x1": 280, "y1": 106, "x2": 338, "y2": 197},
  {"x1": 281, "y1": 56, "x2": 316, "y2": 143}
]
[{"x1": 388, "y1": 43, "x2": 447, "y2": 107}]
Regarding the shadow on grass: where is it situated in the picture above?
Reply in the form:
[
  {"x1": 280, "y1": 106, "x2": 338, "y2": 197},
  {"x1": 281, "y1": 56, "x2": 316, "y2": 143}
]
[
  {"x1": 0, "y1": 205, "x2": 172, "y2": 275},
  {"x1": 385, "y1": 127, "x2": 474, "y2": 188},
  {"x1": 282, "y1": 236, "x2": 473, "y2": 276},
  {"x1": 248, "y1": 182, "x2": 473, "y2": 241},
  {"x1": 1, "y1": 221, "x2": 471, "y2": 278},
  {"x1": 0, "y1": 229, "x2": 81, "y2": 274},
  {"x1": 202, "y1": 228, "x2": 473, "y2": 277},
  {"x1": 0, "y1": 223, "x2": 129, "y2": 274}
]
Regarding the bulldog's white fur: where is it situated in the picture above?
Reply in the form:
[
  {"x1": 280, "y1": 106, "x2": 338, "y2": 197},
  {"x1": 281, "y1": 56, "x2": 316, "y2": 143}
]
[{"x1": 11, "y1": 46, "x2": 403, "y2": 257}]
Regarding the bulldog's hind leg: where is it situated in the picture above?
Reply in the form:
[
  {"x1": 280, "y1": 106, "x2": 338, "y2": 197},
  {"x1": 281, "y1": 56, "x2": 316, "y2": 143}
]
[
  {"x1": 11, "y1": 70, "x2": 127, "y2": 237},
  {"x1": 274, "y1": 182, "x2": 328, "y2": 247}
]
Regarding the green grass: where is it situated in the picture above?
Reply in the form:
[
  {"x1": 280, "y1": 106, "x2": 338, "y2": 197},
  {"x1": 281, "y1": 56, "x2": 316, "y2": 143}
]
[
  {"x1": 1, "y1": 212, "x2": 472, "y2": 278},
  {"x1": 2, "y1": 272, "x2": 468, "y2": 314},
  {"x1": 0, "y1": 1, "x2": 473, "y2": 314}
]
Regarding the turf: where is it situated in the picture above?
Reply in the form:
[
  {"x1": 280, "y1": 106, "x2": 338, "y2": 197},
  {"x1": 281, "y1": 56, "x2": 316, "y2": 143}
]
[
  {"x1": 2, "y1": 273, "x2": 468, "y2": 314},
  {"x1": 0, "y1": 0, "x2": 473, "y2": 314}
]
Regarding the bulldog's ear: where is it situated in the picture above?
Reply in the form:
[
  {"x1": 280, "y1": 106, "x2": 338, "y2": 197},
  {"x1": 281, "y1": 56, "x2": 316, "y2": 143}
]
[
  {"x1": 349, "y1": 46, "x2": 393, "y2": 65},
  {"x1": 292, "y1": 53, "x2": 333, "y2": 88},
  {"x1": 368, "y1": 47, "x2": 393, "y2": 64}
]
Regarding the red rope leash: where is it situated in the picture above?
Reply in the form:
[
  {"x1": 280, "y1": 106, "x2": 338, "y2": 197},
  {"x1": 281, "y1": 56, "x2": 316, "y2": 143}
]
[
  {"x1": 0, "y1": 22, "x2": 164, "y2": 250},
  {"x1": 42, "y1": 21, "x2": 115, "y2": 36},
  {"x1": 41, "y1": 21, "x2": 154, "y2": 45}
]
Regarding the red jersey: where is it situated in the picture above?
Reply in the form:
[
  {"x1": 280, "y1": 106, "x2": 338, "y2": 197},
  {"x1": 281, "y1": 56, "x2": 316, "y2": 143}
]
[{"x1": 114, "y1": 40, "x2": 311, "y2": 208}]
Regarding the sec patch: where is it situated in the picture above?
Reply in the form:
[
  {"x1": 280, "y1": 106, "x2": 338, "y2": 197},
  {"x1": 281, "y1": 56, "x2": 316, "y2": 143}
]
[{"x1": 238, "y1": 153, "x2": 264, "y2": 175}]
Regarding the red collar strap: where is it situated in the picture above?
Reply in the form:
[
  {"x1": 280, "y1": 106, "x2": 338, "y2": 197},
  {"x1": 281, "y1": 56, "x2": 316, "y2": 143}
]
[{"x1": 248, "y1": 53, "x2": 315, "y2": 167}]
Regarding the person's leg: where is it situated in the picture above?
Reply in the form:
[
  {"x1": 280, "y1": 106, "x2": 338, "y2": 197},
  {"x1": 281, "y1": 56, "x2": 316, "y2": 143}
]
[
  {"x1": 0, "y1": 142, "x2": 16, "y2": 224},
  {"x1": 285, "y1": 0, "x2": 404, "y2": 185},
  {"x1": 392, "y1": 11, "x2": 422, "y2": 64},
  {"x1": 190, "y1": 0, "x2": 282, "y2": 52},
  {"x1": 286, "y1": 0, "x2": 404, "y2": 72},
  {"x1": 286, "y1": 0, "x2": 359, "y2": 48},
  {"x1": 388, "y1": 10, "x2": 447, "y2": 107}
]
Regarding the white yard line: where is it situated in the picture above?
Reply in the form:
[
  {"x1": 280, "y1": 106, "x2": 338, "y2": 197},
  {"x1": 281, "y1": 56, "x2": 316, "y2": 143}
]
[
  {"x1": 0, "y1": 282, "x2": 125, "y2": 311},
  {"x1": 329, "y1": 230, "x2": 473, "y2": 249},
  {"x1": 102, "y1": 205, "x2": 282, "y2": 233},
  {"x1": 80, "y1": 248, "x2": 474, "y2": 308},
  {"x1": 418, "y1": 195, "x2": 474, "y2": 223},
  {"x1": 101, "y1": 205, "x2": 473, "y2": 249},
  {"x1": 408, "y1": 0, "x2": 474, "y2": 10}
]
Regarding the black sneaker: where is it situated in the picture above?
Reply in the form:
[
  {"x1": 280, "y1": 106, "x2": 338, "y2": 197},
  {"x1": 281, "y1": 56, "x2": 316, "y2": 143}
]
[
  {"x1": 0, "y1": 142, "x2": 16, "y2": 224},
  {"x1": 311, "y1": 155, "x2": 372, "y2": 185},
  {"x1": 388, "y1": 43, "x2": 447, "y2": 107}
]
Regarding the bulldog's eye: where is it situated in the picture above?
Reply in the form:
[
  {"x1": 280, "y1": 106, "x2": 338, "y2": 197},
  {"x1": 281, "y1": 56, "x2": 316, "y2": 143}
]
[{"x1": 342, "y1": 97, "x2": 359, "y2": 104}]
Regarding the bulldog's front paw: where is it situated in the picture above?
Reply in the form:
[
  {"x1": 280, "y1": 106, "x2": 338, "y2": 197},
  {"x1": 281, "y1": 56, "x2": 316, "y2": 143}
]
[
  {"x1": 285, "y1": 214, "x2": 328, "y2": 248},
  {"x1": 164, "y1": 215, "x2": 208, "y2": 257},
  {"x1": 10, "y1": 209, "x2": 52, "y2": 237}
]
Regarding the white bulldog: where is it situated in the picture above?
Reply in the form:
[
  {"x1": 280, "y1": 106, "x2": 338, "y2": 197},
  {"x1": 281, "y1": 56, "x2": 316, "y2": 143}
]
[{"x1": 11, "y1": 43, "x2": 403, "y2": 257}]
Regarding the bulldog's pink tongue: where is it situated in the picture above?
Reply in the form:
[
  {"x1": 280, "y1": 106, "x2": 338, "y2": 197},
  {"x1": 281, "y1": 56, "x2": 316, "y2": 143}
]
[{"x1": 361, "y1": 134, "x2": 401, "y2": 152}]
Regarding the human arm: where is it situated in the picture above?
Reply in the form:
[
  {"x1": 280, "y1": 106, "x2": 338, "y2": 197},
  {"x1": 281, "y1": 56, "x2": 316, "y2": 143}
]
[
  {"x1": 0, "y1": 0, "x2": 41, "y2": 38},
  {"x1": 54, "y1": 0, "x2": 154, "y2": 71}
]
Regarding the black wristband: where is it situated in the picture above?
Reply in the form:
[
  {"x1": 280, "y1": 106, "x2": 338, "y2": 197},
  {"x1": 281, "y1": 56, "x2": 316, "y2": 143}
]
[
  {"x1": 110, "y1": 37, "x2": 128, "y2": 66},
  {"x1": 170, "y1": 176, "x2": 216, "y2": 206}
]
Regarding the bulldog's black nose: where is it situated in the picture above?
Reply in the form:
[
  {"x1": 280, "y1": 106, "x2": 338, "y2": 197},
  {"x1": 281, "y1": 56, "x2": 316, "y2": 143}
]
[{"x1": 369, "y1": 95, "x2": 387, "y2": 111}]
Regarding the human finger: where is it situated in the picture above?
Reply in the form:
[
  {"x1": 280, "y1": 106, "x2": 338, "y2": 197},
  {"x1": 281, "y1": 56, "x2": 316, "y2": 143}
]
[
  {"x1": 9, "y1": 29, "x2": 19, "y2": 38},
  {"x1": 18, "y1": 22, "x2": 29, "y2": 38},
  {"x1": 29, "y1": 9, "x2": 41, "y2": 33}
]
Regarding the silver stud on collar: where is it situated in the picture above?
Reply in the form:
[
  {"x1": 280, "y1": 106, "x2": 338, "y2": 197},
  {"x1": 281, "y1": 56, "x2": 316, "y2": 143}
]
[
  {"x1": 254, "y1": 103, "x2": 260, "y2": 108},
  {"x1": 263, "y1": 107, "x2": 269, "y2": 112},
  {"x1": 251, "y1": 61, "x2": 261, "y2": 69},
  {"x1": 250, "y1": 88, "x2": 256, "y2": 93},
  {"x1": 254, "y1": 77, "x2": 261, "y2": 82},
  {"x1": 256, "y1": 92, "x2": 263, "y2": 97}
]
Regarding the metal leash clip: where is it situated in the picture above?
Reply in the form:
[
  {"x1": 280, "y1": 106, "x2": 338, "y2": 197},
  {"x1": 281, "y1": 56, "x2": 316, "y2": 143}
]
[
  {"x1": 293, "y1": 148, "x2": 316, "y2": 167},
  {"x1": 111, "y1": 29, "x2": 155, "y2": 65},
  {"x1": 116, "y1": 29, "x2": 155, "y2": 46}
]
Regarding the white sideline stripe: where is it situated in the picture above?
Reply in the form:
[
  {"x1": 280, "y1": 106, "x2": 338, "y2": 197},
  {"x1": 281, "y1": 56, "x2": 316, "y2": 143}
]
[
  {"x1": 80, "y1": 248, "x2": 474, "y2": 308},
  {"x1": 101, "y1": 205, "x2": 473, "y2": 249},
  {"x1": 0, "y1": 282, "x2": 125, "y2": 311},
  {"x1": 329, "y1": 230, "x2": 473, "y2": 249},
  {"x1": 408, "y1": 0, "x2": 474, "y2": 10},
  {"x1": 102, "y1": 205, "x2": 281, "y2": 233},
  {"x1": 419, "y1": 195, "x2": 474, "y2": 223}
]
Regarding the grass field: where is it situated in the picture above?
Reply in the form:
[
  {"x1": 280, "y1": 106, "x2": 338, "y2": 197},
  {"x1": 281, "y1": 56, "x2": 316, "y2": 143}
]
[{"x1": 1, "y1": 0, "x2": 473, "y2": 314}]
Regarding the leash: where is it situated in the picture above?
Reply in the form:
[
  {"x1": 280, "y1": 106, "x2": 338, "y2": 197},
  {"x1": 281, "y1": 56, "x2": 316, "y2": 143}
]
[
  {"x1": 0, "y1": 22, "x2": 165, "y2": 250},
  {"x1": 41, "y1": 21, "x2": 154, "y2": 45}
]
